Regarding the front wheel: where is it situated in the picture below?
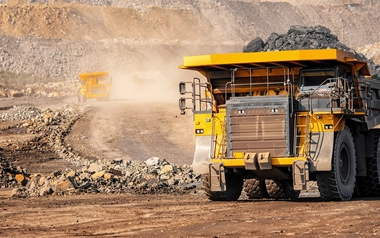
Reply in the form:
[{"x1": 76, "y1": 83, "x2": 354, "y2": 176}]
[{"x1": 316, "y1": 127, "x2": 356, "y2": 201}]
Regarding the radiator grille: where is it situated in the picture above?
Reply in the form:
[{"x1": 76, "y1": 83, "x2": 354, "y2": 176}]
[
  {"x1": 91, "y1": 86, "x2": 104, "y2": 94},
  {"x1": 228, "y1": 107, "x2": 287, "y2": 157}
]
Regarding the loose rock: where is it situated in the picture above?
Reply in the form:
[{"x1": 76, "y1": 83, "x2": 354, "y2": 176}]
[{"x1": 243, "y1": 25, "x2": 380, "y2": 79}]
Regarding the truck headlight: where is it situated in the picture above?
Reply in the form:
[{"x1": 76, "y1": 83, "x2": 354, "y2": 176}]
[{"x1": 195, "y1": 129, "x2": 204, "y2": 134}]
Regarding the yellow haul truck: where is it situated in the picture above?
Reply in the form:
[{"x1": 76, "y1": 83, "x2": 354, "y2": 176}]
[
  {"x1": 179, "y1": 49, "x2": 380, "y2": 201},
  {"x1": 78, "y1": 72, "x2": 111, "y2": 102}
]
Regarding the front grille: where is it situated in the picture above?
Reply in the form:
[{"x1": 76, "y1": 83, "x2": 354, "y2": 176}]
[
  {"x1": 226, "y1": 97, "x2": 290, "y2": 157},
  {"x1": 91, "y1": 87, "x2": 104, "y2": 94}
]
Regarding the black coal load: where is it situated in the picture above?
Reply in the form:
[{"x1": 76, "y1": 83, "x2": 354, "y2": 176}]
[{"x1": 243, "y1": 25, "x2": 380, "y2": 79}]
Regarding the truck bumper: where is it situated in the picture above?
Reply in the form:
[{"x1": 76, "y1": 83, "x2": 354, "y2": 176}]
[
  {"x1": 209, "y1": 154, "x2": 309, "y2": 191},
  {"x1": 210, "y1": 154, "x2": 307, "y2": 168}
]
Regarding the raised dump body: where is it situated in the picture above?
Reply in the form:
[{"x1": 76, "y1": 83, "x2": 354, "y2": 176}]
[
  {"x1": 179, "y1": 49, "x2": 380, "y2": 201},
  {"x1": 78, "y1": 72, "x2": 111, "y2": 102}
]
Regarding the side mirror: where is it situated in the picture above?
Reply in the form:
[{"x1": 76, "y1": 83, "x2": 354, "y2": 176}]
[
  {"x1": 179, "y1": 98, "x2": 186, "y2": 115},
  {"x1": 179, "y1": 82, "x2": 186, "y2": 95}
]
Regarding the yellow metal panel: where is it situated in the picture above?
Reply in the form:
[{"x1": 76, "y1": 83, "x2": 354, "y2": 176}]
[
  {"x1": 296, "y1": 112, "x2": 345, "y2": 155},
  {"x1": 233, "y1": 152, "x2": 245, "y2": 159},
  {"x1": 210, "y1": 157, "x2": 307, "y2": 168},
  {"x1": 79, "y1": 71, "x2": 109, "y2": 79},
  {"x1": 194, "y1": 111, "x2": 226, "y2": 158},
  {"x1": 181, "y1": 49, "x2": 358, "y2": 68},
  {"x1": 271, "y1": 157, "x2": 307, "y2": 166},
  {"x1": 194, "y1": 113, "x2": 213, "y2": 135},
  {"x1": 183, "y1": 55, "x2": 212, "y2": 68},
  {"x1": 210, "y1": 159, "x2": 245, "y2": 167},
  {"x1": 296, "y1": 112, "x2": 345, "y2": 133},
  {"x1": 298, "y1": 49, "x2": 346, "y2": 61}
]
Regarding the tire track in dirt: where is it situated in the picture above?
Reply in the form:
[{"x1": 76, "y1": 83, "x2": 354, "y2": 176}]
[{"x1": 68, "y1": 99, "x2": 195, "y2": 165}]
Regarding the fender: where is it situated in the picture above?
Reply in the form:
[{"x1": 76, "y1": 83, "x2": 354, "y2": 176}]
[
  {"x1": 192, "y1": 136, "x2": 212, "y2": 174},
  {"x1": 308, "y1": 131, "x2": 334, "y2": 171}
]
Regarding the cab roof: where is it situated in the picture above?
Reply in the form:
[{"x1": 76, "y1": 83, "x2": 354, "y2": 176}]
[
  {"x1": 79, "y1": 72, "x2": 109, "y2": 78},
  {"x1": 179, "y1": 49, "x2": 371, "y2": 76}
]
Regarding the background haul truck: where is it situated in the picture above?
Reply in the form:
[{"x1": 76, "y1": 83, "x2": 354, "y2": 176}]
[
  {"x1": 179, "y1": 49, "x2": 380, "y2": 201},
  {"x1": 77, "y1": 72, "x2": 111, "y2": 102}
]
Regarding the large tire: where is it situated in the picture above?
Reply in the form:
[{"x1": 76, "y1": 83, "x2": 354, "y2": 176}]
[
  {"x1": 202, "y1": 172, "x2": 243, "y2": 201},
  {"x1": 265, "y1": 179, "x2": 300, "y2": 200},
  {"x1": 357, "y1": 130, "x2": 380, "y2": 196},
  {"x1": 243, "y1": 178, "x2": 269, "y2": 199},
  {"x1": 316, "y1": 127, "x2": 356, "y2": 201}
]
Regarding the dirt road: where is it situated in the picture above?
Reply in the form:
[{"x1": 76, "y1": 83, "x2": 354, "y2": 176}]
[
  {"x1": 1, "y1": 193, "x2": 380, "y2": 237},
  {"x1": 66, "y1": 98, "x2": 195, "y2": 165},
  {"x1": 2, "y1": 96, "x2": 380, "y2": 237}
]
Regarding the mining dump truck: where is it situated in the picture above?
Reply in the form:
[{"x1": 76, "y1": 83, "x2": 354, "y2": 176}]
[
  {"x1": 179, "y1": 49, "x2": 380, "y2": 201},
  {"x1": 77, "y1": 72, "x2": 111, "y2": 102}
]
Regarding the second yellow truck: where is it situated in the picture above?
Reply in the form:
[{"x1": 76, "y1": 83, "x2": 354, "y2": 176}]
[{"x1": 77, "y1": 72, "x2": 112, "y2": 102}]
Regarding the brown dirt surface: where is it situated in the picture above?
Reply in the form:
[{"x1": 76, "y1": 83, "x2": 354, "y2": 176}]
[
  {"x1": 2, "y1": 193, "x2": 380, "y2": 237},
  {"x1": 65, "y1": 98, "x2": 195, "y2": 165},
  {"x1": 1, "y1": 96, "x2": 380, "y2": 237}
]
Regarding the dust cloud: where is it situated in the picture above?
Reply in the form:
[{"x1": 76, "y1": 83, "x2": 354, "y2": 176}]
[
  {"x1": 110, "y1": 70, "x2": 179, "y2": 103},
  {"x1": 106, "y1": 48, "x2": 203, "y2": 103}
]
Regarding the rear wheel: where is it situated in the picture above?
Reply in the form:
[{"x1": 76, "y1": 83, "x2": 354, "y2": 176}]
[
  {"x1": 357, "y1": 130, "x2": 380, "y2": 196},
  {"x1": 316, "y1": 127, "x2": 356, "y2": 201},
  {"x1": 243, "y1": 178, "x2": 269, "y2": 199},
  {"x1": 202, "y1": 171, "x2": 243, "y2": 201},
  {"x1": 265, "y1": 179, "x2": 300, "y2": 200}
]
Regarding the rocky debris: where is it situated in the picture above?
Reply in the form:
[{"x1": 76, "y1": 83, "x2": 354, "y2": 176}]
[
  {"x1": 0, "y1": 81, "x2": 76, "y2": 99},
  {"x1": 0, "y1": 105, "x2": 42, "y2": 122},
  {"x1": 0, "y1": 158, "x2": 30, "y2": 188},
  {"x1": 8, "y1": 157, "x2": 200, "y2": 197},
  {"x1": 243, "y1": 25, "x2": 380, "y2": 79},
  {"x1": 358, "y1": 42, "x2": 380, "y2": 77},
  {"x1": 0, "y1": 103, "x2": 201, "y2": 197},
  {"x1": 19, "y1": 157, "x2": 200, "y2": 197}
]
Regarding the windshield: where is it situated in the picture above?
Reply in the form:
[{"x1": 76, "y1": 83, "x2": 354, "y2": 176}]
[
  {"x1": 300, "y1": 69, "x2": 335, "y2": 88},
  {"x1": 98, "y1": 76, "x2": 109, "y2": 84}
]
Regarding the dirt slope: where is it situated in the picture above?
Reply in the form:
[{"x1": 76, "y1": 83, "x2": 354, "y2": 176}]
[
  {"x1": 1, "y1": 1, "x2": 378, "y2": 46},
  {"x1": 0, "y1": 0, "x2": 379, "y2": 83},
  {"x1": 0, "y1": 4, "x2": 212, "y2": 41}
]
